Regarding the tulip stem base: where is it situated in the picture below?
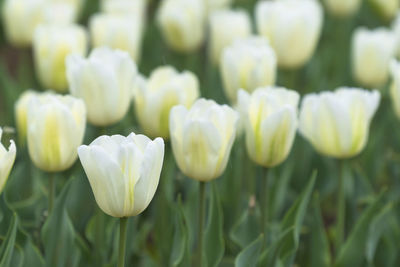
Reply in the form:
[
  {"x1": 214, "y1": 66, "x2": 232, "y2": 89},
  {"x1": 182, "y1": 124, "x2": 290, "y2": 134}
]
[
  {"x1": 198, "y1": 181, "x2": 206, "y2": 267},
  {"x1": 260, "y1": 167, "x2": 269, "y2": 232},
  {"x1": 336, "y1": 160, "x2": 346, "y2": 252},
  {"x1": 118, "y1": 217, "x2": 128, "y2": 267},
  {"x1": 48, "y1": 173, "x2": 55, "y2": 213}
]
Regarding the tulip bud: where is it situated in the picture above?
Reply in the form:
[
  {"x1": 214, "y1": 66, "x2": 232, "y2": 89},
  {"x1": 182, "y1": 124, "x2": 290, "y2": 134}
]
[
  {"x1": 157, "y1": 0, "x2": 205, "y2": 53},
  {"x1": 255, "y1": 0, "x2": 323, "y2": 69},
  {"x1": 33, "y1": 24, "x2": 87, "y2": 93},
  {"x1": 0, "y1": 127, "x2": 17, "y2": 193},
  {"x1": 169, "y1": 99, "x2": 238, "y2": 181},
  {"x1": 208, "y1": 9, "x2": 251, "y2": 65},
  {"x1": 352, "y1": 27, "x2": 397, "y2": 88},
  {"x1": 237, "y1": 87, "x2": 299, "y2": 167},
  {"x1": 390, "y1": 60, "x2": 400, "y2": 119},
  {"x1": 323, "y1": 0, "x2": 361, "y2": 17},
  {"x1": 78, "y1": 133, "x2": 164, "y2": 217},
  {"x1": 134, "y1": 66, "x2": 199, "y2": 139},
  {"x1": 14, "y1": 90, "x2": 38, "y2": 145},
  {"x1": 90, "y1": 13, "x2": 143, "y2": 62},
  {"x1": 66, "y1": 47, "x2": 137, "y2": 126},
  {"x1": 368, "y1": 0, "x2": 399, "y2": 20},
  {"x1": 205, "y1": 0, "x2": 232, "y2": 12},
  {"x1": 220, "y1": 37, "x2": 277, "y2": 103},
  {"x1": 43, "y1": 2, "x2": 78, "y2": 25},
  {"x1": 27, "y1": 93, "x2": 86, "y2": 172},
  {"x1": 2, "y1": 0, "x2": 45, "y2": 47},
  {"x1": 299, "y1": 88, "x2": 380, "y2": 158},
  {"x1": 101, "y1": 0, "x2": 146, "y2": 23}
]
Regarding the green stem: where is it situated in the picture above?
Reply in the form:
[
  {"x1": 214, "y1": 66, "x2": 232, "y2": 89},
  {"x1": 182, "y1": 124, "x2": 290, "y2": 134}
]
[
  {"x1": 118, "y1": 217, "x2": 128, "y2": 267},
  {"x1": 336, "y1": 160, "x2": 346, "y2": 251},
  {"x1": 198, "y1": 181, "x2": 206, "y2": 267},
  {"x1": 260, "y1": 167, "x2": 269, "y2": 232},
  {"x1": 48, "y1": 173, "x2": 55, "y2": 213}
]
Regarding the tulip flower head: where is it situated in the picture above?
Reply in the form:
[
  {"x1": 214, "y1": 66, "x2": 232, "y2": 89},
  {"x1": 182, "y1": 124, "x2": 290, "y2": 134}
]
[
  {"x1": 323, "y1": 0, "x2": 362, "y2": 17},
  {"x1": 238, "y1": 87, "x2": 299, "y2": 167},
  {"x1": 27, "y1": 93, "x2": 86, "y2": 172},
  {"x1": 169, "y1": 99, "x2": 238, "y2": 181},
  {"x1": 390, "y1": 60, "x2": 400, "y2": 119},
  {"x1": 369, "y1": 0, "x2": 399, "y2": 20},
  {"x1": 134, "y1": 66, "x2": 199, "y2": 139},
  {"x1": 220, "y1": 36, "x2": 277, "y2": 103},
  {"x1": 33, "y1": 24, "x2": 87, "y2": 92},
  {"x1": 299, "y1": 88, "x2": 380, "y2": 158},
  {"x1": 90, "y1": 13, "x2": 143, "y2": 62},
  {"x1": 205, "y1": 0, "x2": 232, "y2": 13},
  {"x1": 208, "y1": 9, "x2": 251, "y2": 65},
  {"x1": 255, "y1": 0, "x2": 323, "y2": 69},
  {"x1": 67, "y1": 47, "x2": 137, "y2": 126},
  {"x1": 0, "y1": 127, "x2": 17, "y2": 194},
  {"x1": 352, "y1": 27, "x2": 397, "y2": 88},
  {"x1": 14, "y1": 90, "x2": 38, "y2": 144},
  {"x1": 78, "y1": 133, "x2": 164, "y2": 217},
  {"x1": 157, "y1": 0, "x2": 205, "y2": 53}
]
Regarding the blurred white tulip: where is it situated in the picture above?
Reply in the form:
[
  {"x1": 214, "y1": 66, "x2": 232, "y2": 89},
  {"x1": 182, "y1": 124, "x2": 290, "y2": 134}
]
[
  {"x1": 204, "y1": 0, "x2": 233, "y2": 13},
  {"x1": 33, "y1": 24, "x2": 87, "y2": 92},
  {"x1": 67, "y1": 47, "x2": 137, "y2": 126},
  {"x1": 14, "y1": 90, "x2": 38, "y2": 145},
  {"x1": 157, "y1": 0, "x2": 205, "y2": 53},
  {"x1": 390, "y1": 60, "x2": 400, "y2": 119},
  {"x1": 255, "y1": 0, "x2": 323, "y2": 69},
  {"x1": 134, "y1": 66, "x2": 199, "y2": 139},
  {"x1": 238, "y1": 87, "x2": 299, "y2": 167},
  {"x1": 352, "y1": 27, "x2": 397, "y2": 88},
  {"x1": 78, "y1": 133, "x2": 164, "y2": 217},
  {"x1": 90, "y1": 13, "x2": 143, "y2": 62},
  {"x1": 169, "y1": 99, "x2": 238, "y2": 181},
  {"x1": 323, "y1": 0, "x2": 362, "y2": 17},
  {"x1": 220, "y1": 36, "x2": 277, "y2": 103},
  {"x1": 369, "y1": 0, "x2": 399, "y2": 20},
  {"x1": 27, "y1": 93, "x2": 86, "y2": 172},
  {"x1": 208, "y1": 9, "x2": 251, "y2": 65},
  {"x1": 299, "y1": 88, "x2": 380, "y2": 158},
  {"x1": 0, "y1": 127, "x2": 17, "y2": 194}
]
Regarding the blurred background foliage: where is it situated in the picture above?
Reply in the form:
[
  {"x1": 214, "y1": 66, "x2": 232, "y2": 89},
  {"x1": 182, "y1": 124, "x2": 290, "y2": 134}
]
[{"x1": 0, "y1": 0, "x2": 400, "y2": 266}]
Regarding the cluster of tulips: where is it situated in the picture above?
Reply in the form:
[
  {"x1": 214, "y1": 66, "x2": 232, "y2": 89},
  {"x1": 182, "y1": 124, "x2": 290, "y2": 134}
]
[{"x1": 1, "y1": 0, "x2": 400, "y2": 266}]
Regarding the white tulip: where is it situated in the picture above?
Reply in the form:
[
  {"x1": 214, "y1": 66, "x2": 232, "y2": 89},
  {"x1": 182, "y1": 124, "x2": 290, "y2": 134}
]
[
  {"x1": 390, "y1": 60, "x2": 400, "y2": 119},
  {"x1": 238, "y1": 87, "x2": 299, "y2": 167},
  {"x1": 157, "y1": 0, "x2": 205, "y2": 53},
  {"x1": 255, "y1": 0, "x2": 323, "y2": 69},
  {"x1": 78, "y1": 133, "x2": 164, "y2": 217},
  {"x1": 323, "y1": 0, "x2": 362, "y2": 17},
  {"x1": 299, "y1": 88, "x2": 380, "y2": 158},
  {"x1": 134, "y1": 66, "x2": 199, "y2": 139},
  {"x1": 27, "y1": 93, "x2": 86, "y2": 172},
  {"x1": 14, "y1": 90, "x2": 38, "y2": 144},
  {"x1": 220, "y1": 36, "x2": 277, "y2": 103},
  {"x1": 90, "y1": 13, "x2": 143, "y2": 62},
  {"x1": 67, "y1": 47, "x2": 137, "y2": 126},
  {"x1": 101, "y1": 0, "x2": 146, "y2": 25},
  {"x1": 33, "y1": 24, "x2": 87, "y2": 92},
  {"x1": 204, "y1": 0, "x2": 232, "y2": 13},
  {"x1": 352, "y1": 27, "x2": 397, "y2": 88},
  {"x1": 0, "y1": 127, "x2": 17, "y2": 193},
  {"x1": 208, "y1": 9, "x2": 251, "y2": 65},
  {"x1": 169, "y1": 99, "x2": 238, "y2": 181}
]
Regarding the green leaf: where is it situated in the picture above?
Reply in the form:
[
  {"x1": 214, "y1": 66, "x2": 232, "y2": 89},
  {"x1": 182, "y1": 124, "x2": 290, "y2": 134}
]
[
  {"x1": 204, "y1": 182, "x2": 225, "y2": 267},
  {"x1": 0, "y1": 213, "x2": 18, "y2": 267},
  {"x1": 334, "y1": 192, "x2": 386, "y2": 267},
  {"x1": 366, "y1": 203, "x2": 393, "y2": 264},
  {"x1": 170, "y1": 196, "x2": 190, "y2": 267},
  {"x1": 41, "y1": 178, "x2": 81, "y2": 267},
  {"x1": 260, "y1": 171, "x2": 317, "y2": 266},
  {"x1": 230, "y1": 206, "x2": 260, "y2": 249},
  {"x1": 234, "y1": 234, "x2": 264, "y2": 267},
  {"x1": 310, "y1": 194, "x2": 331, "y2": 267}
]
